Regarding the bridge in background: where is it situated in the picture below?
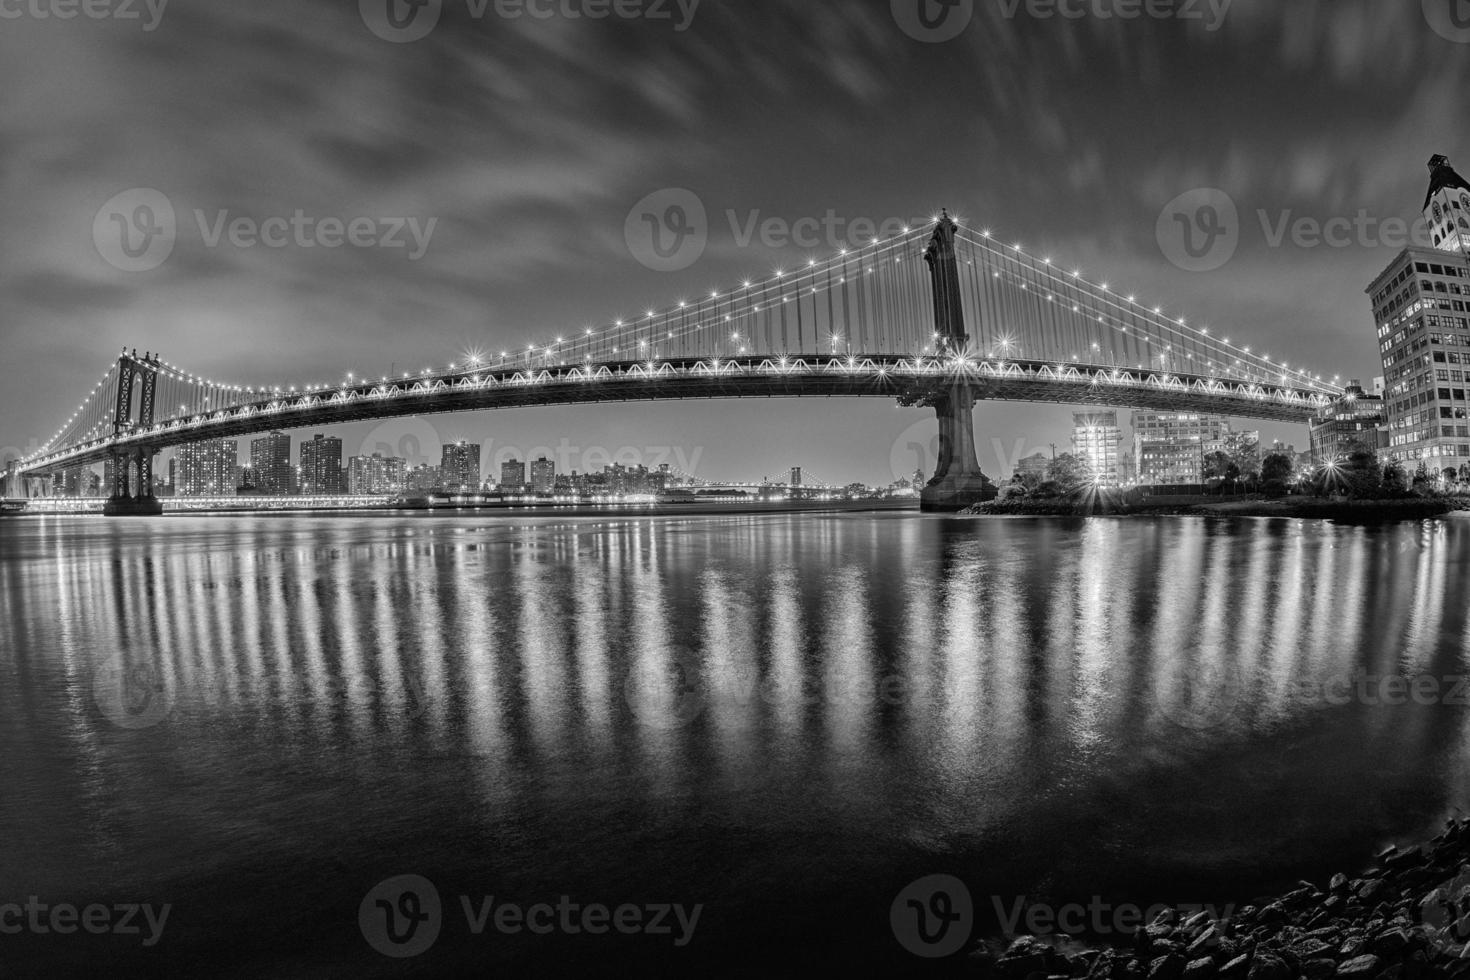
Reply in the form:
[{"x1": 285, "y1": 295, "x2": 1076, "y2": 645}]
[{"x1": 5, "y1": 214, "x2": 1342, "y2": 513}]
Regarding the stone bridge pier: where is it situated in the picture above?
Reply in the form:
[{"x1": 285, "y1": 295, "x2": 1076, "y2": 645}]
[{"x1": 912, "y1": 214, "x2": 996, "y2": 512}]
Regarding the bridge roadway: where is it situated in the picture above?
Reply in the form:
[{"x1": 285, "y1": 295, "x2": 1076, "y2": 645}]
[{"x1": 16, "y1": 353, "x2": 1334, "y2": 477}]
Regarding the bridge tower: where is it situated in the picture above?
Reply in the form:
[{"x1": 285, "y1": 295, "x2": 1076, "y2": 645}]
[
  {"x1": 105, "y1": 350, "x2": 164, "y2": 517},
  {"x1": 910, "y1": 213, "x2": 995, "y2": 512}
]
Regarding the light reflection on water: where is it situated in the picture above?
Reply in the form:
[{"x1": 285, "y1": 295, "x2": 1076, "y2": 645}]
[{"x1": 3, "y1": 512, "x2": 1470, "y2": 975}]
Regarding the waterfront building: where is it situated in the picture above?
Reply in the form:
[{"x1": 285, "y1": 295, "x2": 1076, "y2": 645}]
[
  {"x1": 530, "y1": 457, "x2": 556, "y2": 494},
  {"x1": 439, "y1": 441, "x2": 481, "y2": 492},
  {"x1": 250, "y1": 431, "x2": 292, "y2": 495},
  {"x1": 348, "y1": 454, "x2": 407, "y2": 495},
  {"x1": 406, "y1": 464, "x2": 439, "y2": 493},
  {"x1": 299, "y1": 434, "x2": 344, "y2": 495},
  {"x1": 1132, "y1": 412, "x2": 1229, "y2": 485},
  {"x1": 1368, "y1": 154, "x2": 1470, "y2": 469},
  {"x1": 1309, "y1": 381, "x2": 1387, "y2": 463},
  {"x1": 177, "y1": 439, "x2": 239, "y2": 497},
  {"x1": 500, "y1": 458, "x2": 526, "y2": 492},
  {"x1": 1071, "y1": 411, "x2": 1122, "y2": 486},
  {"x1": 1015, "y1": 452, "x2": 1050, "y2": 483}
]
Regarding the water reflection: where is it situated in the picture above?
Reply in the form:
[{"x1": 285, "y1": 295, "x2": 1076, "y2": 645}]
[{"x1": 5, "y1": 513, "x2": 1470, "y2": 971}]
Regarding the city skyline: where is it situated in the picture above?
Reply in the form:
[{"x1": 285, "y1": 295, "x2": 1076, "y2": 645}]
[{"x1": 3, "y1": 2, "x2": 1466, "y2": 484}]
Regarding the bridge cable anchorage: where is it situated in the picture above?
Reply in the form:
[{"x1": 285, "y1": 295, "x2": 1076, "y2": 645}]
[{"x1": 20, "y1": 215, "x2": 1341, "y2": 477}]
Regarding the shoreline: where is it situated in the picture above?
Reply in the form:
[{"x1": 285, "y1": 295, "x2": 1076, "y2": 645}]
[
  {"x1": 5, "y1": 498, "x2": 921, "y2": 520},
  {"x1": 964, "y1": 498, "x2": 1468, "y2": 522},
  {"x1": 973, "y1": 819, "x2": 1470, "y2": 978}
]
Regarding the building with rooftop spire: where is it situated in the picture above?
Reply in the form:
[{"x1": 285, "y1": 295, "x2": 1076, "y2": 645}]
[
  {"x1": 1367, "y1": 154, "x2": 1470, "y2": 473},
  {"x1": 1425, "y1": 154, "x2": 1470, "y2": 254}
]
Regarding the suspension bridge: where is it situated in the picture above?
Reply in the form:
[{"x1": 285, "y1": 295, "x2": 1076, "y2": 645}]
[{"x1": 5, "y1": 214, "x2": 1342, "y2": 513}]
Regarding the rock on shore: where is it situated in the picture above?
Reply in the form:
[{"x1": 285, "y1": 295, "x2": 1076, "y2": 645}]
[{"x1": 969, "y1": 820, "x2": 1470, "y2": 979}]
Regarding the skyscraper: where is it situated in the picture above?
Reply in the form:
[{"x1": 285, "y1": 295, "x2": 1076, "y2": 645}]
[
  {"x1": 347, "y1": 454, "x2": 407, "y2": 495},
  {"x1": 250, "y1": 431, "x2": 292, "y2": 495},
  {"x1": 530, "y1": 457, "x2": 556, "y2": 494},
  {"x1": 500, "y1": 458, "x2": 526, "y2": 492},
  {"x1": 176, "y1": 439, "x2": 239, "y2": 497},
  {"x1": 439, "y1": 441, "x2": 482, "y2": 492},
  {"x1": 299, "y1": 434, "x2": 344, "y2": 495},
  {"x1": 1368, "y1": 155, "x2": 1470, "y2": 472},
  {"x1": 1071, "y1": 411, "x2": 1121, "y2": 486}
]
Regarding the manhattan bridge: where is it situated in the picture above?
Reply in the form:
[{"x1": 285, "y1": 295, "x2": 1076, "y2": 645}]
[{"x1": 5, "y1": 214, "x2": 1340, "y2": 513}]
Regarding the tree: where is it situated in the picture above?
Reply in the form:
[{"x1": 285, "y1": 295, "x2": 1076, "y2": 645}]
[
  {"x1": 1382, "y1": 460, "x2": 1410, "y2": 495},
  {"x1": 1261, "y1": 453, "x2": 1294, "y2": 497},
  {"x1": 1229, "y1": 437, "x2": 1261, "y2": 482},
  {"x1": 1046, "y1": 453, "x2": 1091, "y2": 491},
  {"x1": 1202, "y1": 451, "x2": 1233, "y2": 482},
  {"x1": 1313, "y1": 447, "x2": 1382, "y2": 499}
]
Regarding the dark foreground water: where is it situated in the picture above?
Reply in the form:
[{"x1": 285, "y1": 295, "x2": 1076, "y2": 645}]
[{"x1": 3, "y1": 512, "x2": 1470, "y2": 977}]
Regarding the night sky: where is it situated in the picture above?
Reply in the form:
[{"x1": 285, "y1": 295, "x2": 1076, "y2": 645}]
[{"x1": 2, "y1": 0, "x2": 1466, "y2": 485}]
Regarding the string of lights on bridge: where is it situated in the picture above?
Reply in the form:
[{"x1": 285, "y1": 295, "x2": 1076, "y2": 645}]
[{"x1": 26, "y1": 214, "x2": 1344, "y2": 468}]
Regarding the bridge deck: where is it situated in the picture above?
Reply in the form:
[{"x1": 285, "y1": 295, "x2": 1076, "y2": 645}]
[{"x1": 17, "y1": 355, "x2": 1332, "y2": 475}]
